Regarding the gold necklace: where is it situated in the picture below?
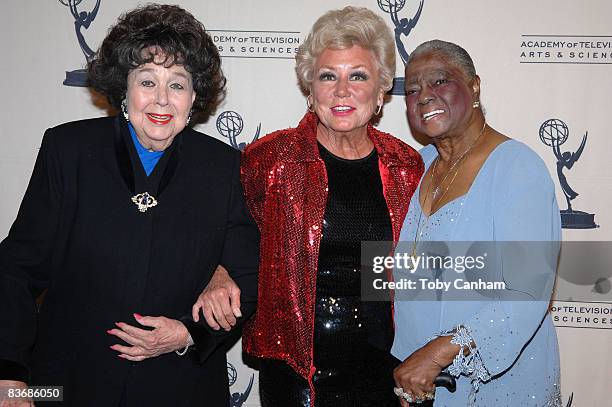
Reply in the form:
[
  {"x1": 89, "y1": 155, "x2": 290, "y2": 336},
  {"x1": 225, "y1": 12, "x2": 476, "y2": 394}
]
[
  {"x1": 431, "y1": 121, "x2": 487, "y2": 199},
  {"x1": 410, "y1": 122, "x2": 488, "y2": 259},
  {"x1": 432, "y1": 153, "x2": 465, "y2": 200}
]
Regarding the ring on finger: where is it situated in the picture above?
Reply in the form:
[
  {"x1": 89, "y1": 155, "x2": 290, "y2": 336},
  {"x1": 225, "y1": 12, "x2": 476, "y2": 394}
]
[
  {"x1": 423, "y1": 390, "x2": 435, "y2": 400},
  {"x1": 393, "y1": 387, "x2": 414, "y2": 403}
]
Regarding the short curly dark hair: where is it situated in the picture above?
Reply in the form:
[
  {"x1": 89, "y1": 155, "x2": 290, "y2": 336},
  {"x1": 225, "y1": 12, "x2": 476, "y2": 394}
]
[{"x1": 88, "y1": 4, "x2": 225, "y2": 116}]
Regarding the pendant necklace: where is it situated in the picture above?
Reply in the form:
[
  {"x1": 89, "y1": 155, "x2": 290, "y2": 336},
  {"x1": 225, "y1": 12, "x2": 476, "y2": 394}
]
[{"x1": 410, "y1": 122, "x2": 488, "y2": 259}]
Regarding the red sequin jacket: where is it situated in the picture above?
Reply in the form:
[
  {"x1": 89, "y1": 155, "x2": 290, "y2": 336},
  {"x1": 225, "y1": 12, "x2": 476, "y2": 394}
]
[{"x1": 241, "y1": 112, "x2": 424, "y2": 390}]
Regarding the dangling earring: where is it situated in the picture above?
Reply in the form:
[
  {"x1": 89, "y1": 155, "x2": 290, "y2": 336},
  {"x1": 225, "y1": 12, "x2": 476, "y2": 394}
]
[
  {"x1": 186, "y1": 109, "x2": 193, "y2": 126},
  {"x1": 121, "y1": 99, "x2": 129, "y2": 122},
  {"x1": 375, "y1": 104, "x2": 382, "y2": 116},
  {"x1": 306, "y1": 95, "x2": 314, "y2": 112},
  {"x1": 472, "y1": 100, "x2": 481, "y2": 109}
]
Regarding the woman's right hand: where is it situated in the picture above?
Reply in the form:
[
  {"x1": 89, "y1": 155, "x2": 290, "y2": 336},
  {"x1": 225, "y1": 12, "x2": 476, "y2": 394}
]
[
  {"x1": 0, "y1": 380, "x2": 34, "y2": 407},
  {"x1": 393, "y1": 336, "x2": 461, "y2": 406},
  {"x1": 192, "y1": 265, "x2": 242, "y2": 331}
]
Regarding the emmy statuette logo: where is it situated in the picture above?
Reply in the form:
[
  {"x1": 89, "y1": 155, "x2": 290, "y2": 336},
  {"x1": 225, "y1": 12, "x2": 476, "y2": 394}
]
[
  {"x1": 216, "y1": 111, "x2": 261, "y2": 151},
  {"x1": 227, "y1": 362, "x2": 254, "y2": 407},
  {"x1": 539, "y1": 119, "x2": 598, "y2": 229},
  {"x1": 59, "y1": 0, "x2": 101, "y2": 87},
  {"x1": 377, "y1": 0, "x2": 424, "y2": 95}
]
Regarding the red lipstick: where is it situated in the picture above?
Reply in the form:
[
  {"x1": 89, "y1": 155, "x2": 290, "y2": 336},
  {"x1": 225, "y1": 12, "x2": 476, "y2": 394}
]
[{"x1": 146, "y1": 113, "x2": 173, "y2": 125}]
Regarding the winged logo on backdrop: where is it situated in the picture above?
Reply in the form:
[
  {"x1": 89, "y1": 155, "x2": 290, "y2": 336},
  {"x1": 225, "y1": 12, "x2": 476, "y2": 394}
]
[
  {"x1": 377, "y1": 0, "x2": 424, "y2": 95},
  {"x1": 227, "y1": 362, "x2": 254, "y2": 407},
  {"x1": 58, "y1": 0, "x2": 101, "y2": 86},
  {"x1": 216, "y1": 111, "x2": 261, "y2": 151},
  {"x1": 539, "y1": 119, "x2": 598, "y2": 229}
]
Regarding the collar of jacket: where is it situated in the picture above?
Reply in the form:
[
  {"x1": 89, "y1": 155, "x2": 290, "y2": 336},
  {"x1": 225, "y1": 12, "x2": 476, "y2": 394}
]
[
  {"x1": 113, "y1": 115, "x2": 184, "y2": 197},
  {"x1": 276, "y1": 112, "x2": 410, "y2": 168}
]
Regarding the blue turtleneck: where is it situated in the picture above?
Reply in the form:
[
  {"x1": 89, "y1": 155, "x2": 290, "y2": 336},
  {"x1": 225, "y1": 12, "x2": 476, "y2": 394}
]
[{"x1": 128, "y1": 123, "x2": 164, "y2": 176}]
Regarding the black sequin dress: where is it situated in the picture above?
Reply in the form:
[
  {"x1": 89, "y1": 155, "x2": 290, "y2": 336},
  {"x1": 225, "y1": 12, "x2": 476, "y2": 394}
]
[{"x1": 259, "y1": 144, "x2": 400, "y2": 407}]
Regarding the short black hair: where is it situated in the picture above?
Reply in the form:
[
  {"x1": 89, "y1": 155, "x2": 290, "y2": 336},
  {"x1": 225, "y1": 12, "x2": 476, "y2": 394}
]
[{"x1": 88, "y1": 4, "x2": 225, "y2": 117}]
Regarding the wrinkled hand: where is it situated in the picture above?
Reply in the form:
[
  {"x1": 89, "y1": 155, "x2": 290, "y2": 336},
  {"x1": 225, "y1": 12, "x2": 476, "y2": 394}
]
[
  {"x1": 0, "y1": 380, "x2": 34, "y2": 407},
  {"x1": 107, "y1": 314, "x2": 191, "y2": 362},
  {"x1": 393, "y1": 336, "x2": 459, "y2": 406},
  {"x1": 192, "y1": 265, "x2": 241, "y2": 331}
]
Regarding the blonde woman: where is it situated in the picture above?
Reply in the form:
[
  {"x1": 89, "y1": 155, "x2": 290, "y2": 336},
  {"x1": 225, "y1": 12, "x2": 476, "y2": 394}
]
[{"x1": 193, "y1": 6, "x2": 423, "y2": 406}]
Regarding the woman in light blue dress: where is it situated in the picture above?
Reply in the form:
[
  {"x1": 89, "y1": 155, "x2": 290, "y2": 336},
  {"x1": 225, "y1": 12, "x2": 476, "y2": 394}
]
[{"x1": 391, "y1": 40, "x2": 562, "y2": 407}]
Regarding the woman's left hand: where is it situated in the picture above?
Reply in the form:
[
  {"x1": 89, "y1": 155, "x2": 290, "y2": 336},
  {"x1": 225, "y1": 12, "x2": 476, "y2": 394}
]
[
  {"x1": 393, "y1": 336, "x2": 459, "y2": 406},
  {"x1": 107, "y1": 314, "x2": 191, "y2": 361}
]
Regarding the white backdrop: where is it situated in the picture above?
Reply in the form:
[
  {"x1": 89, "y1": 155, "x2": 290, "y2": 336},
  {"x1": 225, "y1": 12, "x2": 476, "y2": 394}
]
[{"x1": 2, "y1": 1, "x2": 611, "y2": 406}]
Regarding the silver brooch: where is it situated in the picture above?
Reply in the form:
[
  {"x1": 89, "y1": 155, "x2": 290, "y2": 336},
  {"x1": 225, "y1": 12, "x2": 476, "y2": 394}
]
[{"x1": 131, "y1": 192, "x2": 158, "y2": 213}]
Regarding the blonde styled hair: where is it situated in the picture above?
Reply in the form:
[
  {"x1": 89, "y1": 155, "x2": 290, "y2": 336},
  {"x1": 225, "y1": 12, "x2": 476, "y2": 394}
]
[{"x1": 295, "y1": 6, "x2": 395, "y2": 93}]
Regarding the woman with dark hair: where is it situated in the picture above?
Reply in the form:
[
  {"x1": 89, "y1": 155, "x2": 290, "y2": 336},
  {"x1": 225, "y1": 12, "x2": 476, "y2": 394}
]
[
  {"x1": 391, "y1": 40, "x2": 561, "y2": 406},
  {"x1": 0, "y1": 4, "x2": 258, "y2": 406}
]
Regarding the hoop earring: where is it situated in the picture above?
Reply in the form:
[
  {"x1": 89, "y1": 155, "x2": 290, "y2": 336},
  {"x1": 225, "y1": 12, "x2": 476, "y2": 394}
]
[
  {"x1": 121, "y1": 99, "x2": 129, "y2": 122},
  {"x1": 186, "y1": 109, "x2": 193, "y2": 126},
  {"x1": 472, "y1": 100, "x2": 480, "y2": 109},
  {"x1": 307, "y1": 96, "x2": 314, "y2": 112},
  {"x1": 375, "y1": 104, "x2": 382, "y2": 116}
]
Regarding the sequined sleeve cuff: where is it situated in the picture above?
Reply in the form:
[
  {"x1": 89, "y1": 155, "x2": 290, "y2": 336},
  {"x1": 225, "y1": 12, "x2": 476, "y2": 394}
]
[{"x1": 430, "y1": 325, "x2": 491, "y2": 406}]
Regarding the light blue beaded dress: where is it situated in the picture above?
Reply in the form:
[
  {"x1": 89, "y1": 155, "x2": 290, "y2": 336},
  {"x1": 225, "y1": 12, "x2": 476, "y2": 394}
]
[{"x1": 392, "y1": 140, "x2": 562, "y2": 406}]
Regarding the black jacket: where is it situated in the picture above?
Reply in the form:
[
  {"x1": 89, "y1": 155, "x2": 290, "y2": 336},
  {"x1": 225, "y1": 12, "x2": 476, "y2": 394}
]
[{"x1": 0, "y1": 116, "x2": 259, "y2": 406}]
